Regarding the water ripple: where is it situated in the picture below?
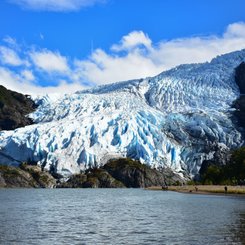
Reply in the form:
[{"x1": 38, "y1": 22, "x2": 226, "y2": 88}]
[{"x1": 0, "y1": 189, "x2": 245, "y2": 244}]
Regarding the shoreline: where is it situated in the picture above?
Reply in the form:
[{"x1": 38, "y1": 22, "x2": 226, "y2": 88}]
[{"x1": 146, "y1": 185, "x2": 245, "y2": 197}]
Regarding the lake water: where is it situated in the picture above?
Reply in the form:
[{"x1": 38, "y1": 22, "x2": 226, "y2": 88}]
[{"x1": 0, "y1": 189, "x2": 245, "y2": 245}]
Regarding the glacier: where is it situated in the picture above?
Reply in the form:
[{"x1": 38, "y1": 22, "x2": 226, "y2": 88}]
[{"x1": 0, "y1": 49, "x2": 245, "y2": 177}]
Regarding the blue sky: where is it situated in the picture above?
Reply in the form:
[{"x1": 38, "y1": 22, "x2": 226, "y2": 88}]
[{"x1": 1, "y1": 0, "x2": 245, "y2": 94}]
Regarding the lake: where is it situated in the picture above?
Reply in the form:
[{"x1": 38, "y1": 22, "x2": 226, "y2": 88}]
[{"x1": 0, "y1": 189, "x2": 245, "y2": 244}]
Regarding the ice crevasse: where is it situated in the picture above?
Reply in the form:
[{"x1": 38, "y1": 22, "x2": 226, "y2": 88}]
[{"x1": 0, "y1": 49, "x2": 245, "y2": 177}]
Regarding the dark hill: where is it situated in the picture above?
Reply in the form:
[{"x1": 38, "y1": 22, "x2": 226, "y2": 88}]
[
  {"x1": 0, "y1": 159, "x2": 184, "y2": 188},
  {"x1": 0, "y1": 85, "x2": 36, "y2": 130},
  {"x1": 235, "y1": 62, "x2": 245, "y2": 94},
  {"x1": 234, "y1": 62, "x2": 245, "y2": 129}
]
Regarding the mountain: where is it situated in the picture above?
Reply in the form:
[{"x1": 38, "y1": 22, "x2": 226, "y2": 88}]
[
  {"x1": 0, "y1": 50, "x2": 245, "y2": 178},
  {"x1": 0, "y1": 85, "x2": 36, "y2": 130}
]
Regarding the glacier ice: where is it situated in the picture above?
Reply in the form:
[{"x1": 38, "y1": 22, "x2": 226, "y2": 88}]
[{"x1": 0, "y1": 49, "x2": 245, "y2": 177}]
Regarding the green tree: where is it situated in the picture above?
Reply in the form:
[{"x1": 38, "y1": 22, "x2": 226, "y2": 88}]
[
  {"x1": 229, "y1": 147, "x2": 245, "y2": 182},
  {"x1": 202, "y1": 165, "x2": 223, "y2": 185}
]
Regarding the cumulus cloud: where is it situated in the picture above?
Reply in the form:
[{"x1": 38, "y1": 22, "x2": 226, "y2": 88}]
[
  {"x1": 74, "y1": 22, "x2": 245, "y2": 85},
  {"x1": 0, "y1": 66, "x2": 85, "y2": 95},
  {"x1": 224, "y1": 22, "x2": 245, "y2": 38},
  {"x1": 8, "y1": 0, "x2": 106, "y2": 12},
  {"x1": 0, "y1": 46, "x2": 24, "y2": 66},
  {"x1": 30, "y1": 50, "x2": 69, "y2": 74},
  {"x1": 74, "y1": 49, "x2": 159, "y2": 84},
  {"x1": 1, "y1": 22, "x2": 245, "y2": 95},
  {"x1": 149, "y1": 22, "x2": 245, "y2": 70},
  {"x1": 111, "y1": 31, "x2": 152, "y2": 52},
  {"x1": 0, "y1": 67, "x2": 34, "y2": 94},
  {"x1": 0, "y1": 44, "x2": 85, "y2": 95}
]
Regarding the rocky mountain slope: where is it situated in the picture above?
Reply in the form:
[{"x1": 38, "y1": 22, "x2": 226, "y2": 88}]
[
  {"x1": 0, "y1": 159, "x2": 182, "y2": 188},
  {"x1": 0, "y1": 85, "x2": 36, "y2": 130},
  {"x1": 0, "y1": 49, "x2": 245, "y2": 178},
  {"x1": 233, "y1": 62, "x2": 245, "y2": 130},
  {"x1": 0, "y1": 163, "x2": 56, "y2": 188}
]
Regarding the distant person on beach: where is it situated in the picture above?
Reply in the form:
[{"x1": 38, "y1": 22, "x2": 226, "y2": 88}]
[{"x1": 224, "y1": 186, "x2": 228, "y2": 193}]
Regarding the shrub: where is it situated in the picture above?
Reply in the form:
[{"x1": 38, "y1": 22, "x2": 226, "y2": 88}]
[{"x1": 199, "y1": 146, "x2": 245, "y2": 185}]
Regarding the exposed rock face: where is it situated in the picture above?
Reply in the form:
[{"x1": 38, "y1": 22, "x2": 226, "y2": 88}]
[
  {"x1": 0, "y1": 85, "x2": 36, "y2": 130},
  {"x1": 59, "y1": 169, "x2": 125, "y2": 188},
  {"x1": 0, "y1": 159, "x2": 184, "y2": 188},
  {"x1": 103, "y1": 158, "x2": 182, "y2": 188},
  {"x1": 235, "y1": 62, "x2": 245, "y2": 94},
  {"x1": 0, "y1": 164, "x2": 56, "y2": 188},
  {"x1": 103, "y1": 159, "x2": 165, "y2": 188},
  {"x1": 233, "y1": 95, "x2": 245, "y2": 129},
  {"x1": 234, "y1": 63, "x2": 245, "y2": 129},
  {"x1": 58, "y1": 159, "x2": 184, "y2": 188},
  {"x1": 0, "y1": 166, "x2": 34, "y2": 188},
  {"x1": 84, "y1": 169, "x2": 125, "y2": 188}
]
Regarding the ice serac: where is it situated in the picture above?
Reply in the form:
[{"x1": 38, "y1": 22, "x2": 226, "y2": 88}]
[{"x1": 0, "y1": 49, "x2": 245, "y2": 177}]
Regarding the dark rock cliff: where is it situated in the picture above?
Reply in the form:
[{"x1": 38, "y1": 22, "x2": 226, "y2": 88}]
[
  {"x1": 103, "y1": 158, "x2": 167, "y2": 188},
  {"x1": 0, "y1": 164, "x2": 56, "y2": 188},
  {"x1": 1, "y1": 159, "x2": 183, "y2": 188},
  {"x1": 102, "y1": 158, "x2": 183, "y2": 188},
  {"x1": 235, "y1": 62, "x2": 245, "y2": 94},
  {"x1": 59, "y1": 168, "x2": 125, "y2": 188},
  {"x1": 233, "y1": 62, "x2": 245, "y2": 130},
  {"x1": 0, "y1": 85, "x2": 36, "y2": 130},
  {"x1": 233, "y1": 95, "x2": 245, "y2": 129}
]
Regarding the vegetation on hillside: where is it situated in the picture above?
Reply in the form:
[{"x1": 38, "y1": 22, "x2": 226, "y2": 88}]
[
  {"x1": 200, "y1": 147, "x2": 245, "y2": 185},
  {"x1": 0, "y1": 163, "x2": 56, "y2": 188}
]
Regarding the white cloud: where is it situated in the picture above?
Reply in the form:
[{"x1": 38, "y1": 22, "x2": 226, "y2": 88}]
[
  {"x1": 0, "y1": 67, "x2": 85, "y2": 95},
  {"x1": 0, "y1": 67, "x2": 32, "y2": 94},
  {"x1": 149, "y1": 22, "x2": 245, "y2": 70},
  {"x1": 8, "y1": 0, "x2": 106, "y2": 12},
  {"x1": 3, "y1": 36, "x2": 17, "y2": 47},
  {"x1": 30, "y1": 50, "x2": 69, "y2": 73},
  {"x1": 74, "y1": 22, "x2": 245, "y2": 85},
  {"x1": 74, "y1": 49, "x2": 159, "y2": 84},
  {"x1": 0, "y1": 46, "x2": 24, "y2": 66},
  {"x1": 224, "y1": 22, "x2": 245, "y2": 38},
  {"x1": 111, "y1": 31, "x2": 152, "y2": 52},
  {"x1": 21, "y1": 70, "x2": 35, "y2": 81},
  {"x1": 1, "y1": 22, "x2": 245, "y2": 95}
]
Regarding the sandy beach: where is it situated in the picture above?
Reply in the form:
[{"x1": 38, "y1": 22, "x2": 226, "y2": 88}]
[{"x1": 146, "y1": 185, "x2": 245, "y2": 196}]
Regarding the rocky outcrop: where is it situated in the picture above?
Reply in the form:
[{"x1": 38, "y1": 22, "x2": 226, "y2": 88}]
[
  {"x1": 103, "y1": 158, "x2": 183, "y2": 188},
  {"x1": 58, "y1": 158, "x2": 184, "y2": 188},
  {"x1": 0, "y1": 85, "x2": 36, "y2": 130},
  {"x1": 57, "y1": 158, "x2": 184, "y2": 188},
  {"x1": 58, "y1": 169, "x2": 125, "y2": 188},
  {"x1": 0, "y1": 164, "x2": 56, "y2": 188},
  {"x1": 0, "y1": 159, "x2": 184, "y2": 188},
  {"x1": 233, "y1": 62, "x2": 245, "y2": 131},
  {"x1": 103, "y1": 158, "x2": 165, "y2": 188},
  {"x1": 233, "y1": 95, "x2": 245, "y2": 129},
  {"x1": 235, "y1": 62, "x2": 245, "y2": 94}
]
